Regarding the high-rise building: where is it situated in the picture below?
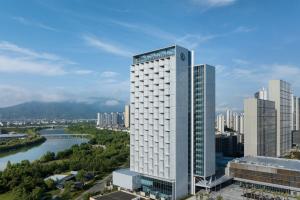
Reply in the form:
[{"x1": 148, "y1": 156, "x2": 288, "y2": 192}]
[
  {"x1": 112, "y1": 45, "x2": 216, "y2": 199},
  {"x1": 233, "y1": 113, "x2": 240, "y2": 133},
  {"x1": 97, "y1": 113, "x2": 100, "y2": 126},
  {"x1": 291, "y1": 95, "x2": 300, "y2": 131},
  {"x1": 269, "y1": 80, "x2": 292, "y2": 156},
  {"x1": 191, "y1": 64, "x2": 215, "y2": 193},
  {"x1": 124, "y1": 105, "x2": 130, "y2": 128},
  {"x1": 239, "y1": 113, "x2": 244, "y2": 134},
  {"x1": 244, "y1": 98, "x2": 277, "y2": 157},
  {"x1": 111, "y1": 112, "x2": 118, "y2": 125},
  {"x1": 226, "y1": 109, "x2": 233, "y2": 129},
  {"x1": 297, "y1": 97, "x2": 300, "y2": 131},
  {"x1": 254, "y1": 87, "x2": 268, "y2": 100},
  {"x1": 130, "y1": 45, "x2": 191, "y2": 199},
  {"x1": 216, "y1": 114, "x2": 225, "y2": 133}
]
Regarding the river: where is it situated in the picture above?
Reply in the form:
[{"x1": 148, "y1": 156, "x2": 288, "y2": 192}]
[{"x1": 0, "y1": 128, "x2": 89, "y2": 170}]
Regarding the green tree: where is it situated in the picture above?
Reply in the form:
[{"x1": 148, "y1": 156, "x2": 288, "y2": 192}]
[
  {"x1": 40, "y1": 151, "x2": 55, "y2": 162},
  {"x1": 45, "y1": 179, "x2": 55, "y2": 190}
]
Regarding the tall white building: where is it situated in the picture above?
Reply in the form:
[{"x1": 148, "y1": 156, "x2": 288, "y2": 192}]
[
  {"x1": 97, "y1": 112, "x2": 100, "y2": 126},
  {"x1": 244, "y1": 98, "x2": 277, "y2": 157},
  {"x1": 124, "y1": 105, "x2": 130, "y2": 128},
  {"x1": 296, "y1": 97, "x2": 300, "y2": 131},
  {"x1": 233, "y1": 113, "x2": 240, "y2": 133},
  {"x1": 216, "y1": 114, "x2": 225, "y2": 133},
  {"x1": 226, "y1": 109, "x2": 233, "y2": 129},
  {"x1": 126, "y1": 45, "x2": 216, "y2": 199},
  {"x1": 239, "y1": 113, "x2": 244, "y2": 134},
  {"x1": 269, "y1": 80, "x2": 292, "y2": 156},
  {"x1": 130, "y1": 45, "x2": 191, "y2": 199}
]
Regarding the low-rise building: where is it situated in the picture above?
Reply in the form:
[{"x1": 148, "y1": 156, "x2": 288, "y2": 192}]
[
  {"x1": 112, "y1": 169, "x2": 141, "y2": 191},
  {"x1": 226, "y1": 156, "x2": 300, "y2": 195}
]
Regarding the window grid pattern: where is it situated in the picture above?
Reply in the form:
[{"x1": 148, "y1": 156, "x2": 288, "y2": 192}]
[{"x1": 130, "y1": 57, "x2": 174, "y2": 180}]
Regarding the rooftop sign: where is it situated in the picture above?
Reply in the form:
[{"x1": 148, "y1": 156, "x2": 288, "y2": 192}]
[{"x1": 133, "y1": 46, "x2": 175, "y2": 64}]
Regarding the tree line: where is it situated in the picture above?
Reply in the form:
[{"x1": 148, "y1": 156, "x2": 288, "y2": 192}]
[{"x1": 0, "y1": 124, "x2": 129, "y2": 200}]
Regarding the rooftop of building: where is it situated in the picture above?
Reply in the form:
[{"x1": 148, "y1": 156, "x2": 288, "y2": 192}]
[
  {"x1": 231, "y1": 156, "x2": 300, "y2": 172},
  {"x1": 113, "y1": 168, "x2": 140, "y2": 177}
]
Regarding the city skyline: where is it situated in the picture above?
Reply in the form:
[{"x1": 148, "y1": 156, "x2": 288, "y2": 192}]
[{"x1": 0, "y1": 0, "x2": 300, "y2": 112}]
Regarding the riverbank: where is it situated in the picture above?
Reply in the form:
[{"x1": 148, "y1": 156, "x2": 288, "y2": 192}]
[
  {"x1": 0, "y1": 127, "x2": 129, "y2": 200},
  {"x1": 0, "y1": 136, "x2": 46, "y2": 153}
]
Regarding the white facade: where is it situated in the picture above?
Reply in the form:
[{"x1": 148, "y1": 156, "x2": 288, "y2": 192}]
[
  {"x1": 96, "y1": 113, "x2": 100, "y2": 126},
  {"x1": 226, "y1": 109, "x2": 234, "y2": 129},
  {"x1": 233, "y1": 113, "x2": 240, "y2": 133},
  {"x1": 113, "y1": 169, "x2": 141, "y2": 190},
  {"x1": 269, "y1": 80, "x2": 292, "y2": 156},
  {"x1": 130, "y1": 45, "x2": 190, "y2": 200},
  {"x1": 297, "y1": 97, "x2": 300, "y2": 130},
  {"x1": 239, "y1": 113, "x2": 244, "y2": 134},
  {"x1": 125, "y1": 105, "x2": 130, "y2": 128},
  {"x1": 216, "y1": 114, "x2": 224, "y2": 133}
]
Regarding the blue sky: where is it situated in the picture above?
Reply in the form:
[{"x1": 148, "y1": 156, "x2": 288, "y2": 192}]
[{"x1": 0, "y1": 0, "x2": 299, "y2": 111}]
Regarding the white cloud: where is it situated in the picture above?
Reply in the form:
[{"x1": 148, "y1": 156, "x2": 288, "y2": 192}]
[
  {"x1": 232, "y1": 58, "x2": 250, "y2": 65},
  {"x1": 0, "y1": 41, "x2": 62, "y2": 61},
  {"x1": 110, "y1": 20, "x2": 253, "y2": 49},
  {"x1": 105, "y1": 99, "x2": 120, "y2": 106},
  {"x1": 0, "y1": 55, "x2": 66, "y2": 76},
  {"x1": 0, "y1": 85, "x2": 69, "y2": 107},
  {"x1": 83, "y1": 35, "x2": 133, "y2": 57},
  {"x1": 100, "y1": 71, "x2": 119, "y2": 78},
  {"x1": 191, "y1": 0, "x2": 237, "y2": 8},
  {"x1": 12, "y1": 16, "x2": 59, "y2": 32},
  {"x1": 0, "y1": 41, "x2": 90, "y2": 76},
  {"x1": 73, "y1": 70, "x2": 94, "y2": 75},
  {"x1": 234, "y1": 26, "x2": 256, "y2": 33}
]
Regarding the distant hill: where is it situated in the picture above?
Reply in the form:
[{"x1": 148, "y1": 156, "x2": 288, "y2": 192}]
[{"x1": 0, "y1": 99, "x2": 125, "y2": 120}]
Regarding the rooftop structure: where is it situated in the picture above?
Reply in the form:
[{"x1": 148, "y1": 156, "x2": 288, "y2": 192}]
[
  {"x1": 226, "y1": 156, "x2": 300, "y2": 195},
  {"x1": 231, "y1": 156, "x2": 300, "y2": 172}
]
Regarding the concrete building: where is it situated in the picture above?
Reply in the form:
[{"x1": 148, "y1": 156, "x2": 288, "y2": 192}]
[
  {"x1": 226, "y1": 109, "x2": 233, "y2": 129},
  {"x1": 291, "y1": 95, "x2": 300, "y2": 131},
  {"x1": 269, "y1": 80, "x2": 292, "y2": 156},
  {"x1": 96, "y1": 112, "x2": 124, "y2": 128},
  {"x1": 129, "y1": 45, "x2": 191, "y2": 200},
  {"x1": 292, "y1": 130, "x2": 300, "y2": 146},
  {"x1": 254, "y1": 87, "x2": 268, "y2": 100},
  {"x1": 112, "y1": 112, "x2": 118, "y2": 125},
  {"x1": 112, "y1": 45, "x2": 216, "y2": 200},
  {"x1": 113, "y1": 169, "x2": 141, "y2": 191},
  {"x1": 244, "y1": 98, "x2": 277, "y2": 157},
  {"x1": 191, "y1": 64, "x2": 215, "y2": 193},
  {"x1": 239, "y1": 113, "x2": 244, "y2": 134},
  {"x1": 124, "y1": 105, "x2": 130, "y2": 128},
  {"x1": 226, "y1": 156, "x2": 300, "y2": 195},
  {"x1": 216, "y1": 114, "x2": 225, "y2": 133},
  {"x1": 96, "y1": 113, "x2": 100, "y2": 126},
  {"x1": 297, "y1": 97, "x2": 300, "y2": 130},
  {"x1": 233, "y1": 113, "x2": 240, "y2": 133}
]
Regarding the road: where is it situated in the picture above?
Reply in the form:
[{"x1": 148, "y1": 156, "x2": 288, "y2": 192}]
[{"x1": 76, "y1": 174, "x2": 112, "y2": 200}]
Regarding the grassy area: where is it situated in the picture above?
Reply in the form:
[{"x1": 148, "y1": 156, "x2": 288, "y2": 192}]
[{"x1": 0, "y1": 191, "x2": 15, "y2": 200}]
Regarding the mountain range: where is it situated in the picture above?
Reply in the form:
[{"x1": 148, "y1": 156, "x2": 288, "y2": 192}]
[{"x1": 0, "y1": 99, "x2": 126, "y2": 120}]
